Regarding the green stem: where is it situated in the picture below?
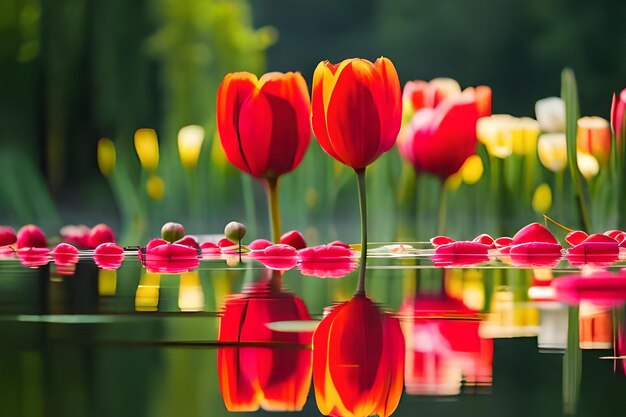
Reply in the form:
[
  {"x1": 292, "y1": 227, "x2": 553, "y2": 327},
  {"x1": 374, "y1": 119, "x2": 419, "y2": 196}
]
[
  {"x1": 355, "y1": 168, "x2": 368, "y2": 297},
  {"x1": 438, "y1": 180, "x2": 448, "y2": 235},
  {"x1": 266, "y1": 176, "x2": 281, "y2": 243}
]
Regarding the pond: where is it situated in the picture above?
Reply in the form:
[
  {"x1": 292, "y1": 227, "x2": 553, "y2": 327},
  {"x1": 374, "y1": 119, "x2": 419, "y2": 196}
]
[{"x1": 0, "y1": 245, "x2": 625, "y2": 417}]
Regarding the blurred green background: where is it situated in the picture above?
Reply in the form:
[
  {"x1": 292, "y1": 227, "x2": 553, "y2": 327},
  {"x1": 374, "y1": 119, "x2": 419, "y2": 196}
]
[{"x1": 0, "y1": 0, "x2": 625, "y2": 243}]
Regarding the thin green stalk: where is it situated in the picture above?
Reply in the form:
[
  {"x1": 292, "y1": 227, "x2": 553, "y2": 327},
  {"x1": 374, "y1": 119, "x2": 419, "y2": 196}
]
[
  {"x1": 355, "y1": 168, "x2": 368, "y2": 297},
  {"x1": 265, "y1": 176, "x2": 281, "y2": 243},
  {"x1": 438, "y1": 180, "x2": 448, "y2": 235}
]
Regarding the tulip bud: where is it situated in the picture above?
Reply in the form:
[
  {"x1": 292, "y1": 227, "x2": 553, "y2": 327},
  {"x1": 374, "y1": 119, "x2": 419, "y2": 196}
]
[
  {"x1": 146, "y1": 175, "x2": 165, "y2": 200},
  {"x1": 612, "y1": 89, "x2": 626, "y2": 144},
  {"x1": 224, "y1": 221, "x2": 246, "y2": 243},
  {"x1": 161, "y1": 222, "x2": 186, "y2": 243},
  {"x1": 178, "y1": 125, "x2": 205, "y2": 169},
  {"x1": 0, "y1": 226, "x2": 17, "y2": 247},
  {"x1": 532, "y1": 183, "x2": 552, "y2": 214},
  {"x1": 537, "y1": 133, "x2": 567, "y2": 172},
  {"x1": 16, "y1": 224, "x2": 47, "y2": 249},
  {"x1": 134, "y1": 128, "x2": 159, "y2": 171},
  {"x1": 577, "y1": 152, "x2": 599, "y2": 180},
  {"x1": 577, "y1": 116, "x2": 611, "y2": 166},
  {"x1": 535, "y1": 97, "x2": 566, "y2": 133},
  {"x1": 97, "y1": 138, "x2": 116, "y2": 177}
]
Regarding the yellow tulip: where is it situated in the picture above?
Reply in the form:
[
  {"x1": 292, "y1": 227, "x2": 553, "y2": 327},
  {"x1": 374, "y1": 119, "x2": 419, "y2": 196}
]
[
  {"x1": 532, "y1": 183, "x2": 552, "y2": 213},
  {"x1": 476, "y1": 115, "x2": 514, "y2": 158},
  {"x1": 97, "y1": 138, "x2": 116, "y2": 177},
  {"x1": 537, "y1": 133, "x2": 567, "y2": 172},
  {"x1": 134, "y1": 128, "x2": 159, "y2": 170},
  {"x1": 178, "y1": 124, "x2": 205, "y2": 169},
  {"x1": 460, "y1": 154, "x2": 484, "y2": 184},
  {"x1": 512, "y1": 117, "x2": 540, "y2": 156},
  {"x1": 146, "y1": 175, "x2": 165, "y2": 200},
  {"x1": 577, "y1": 151, "x2": 599, "y2": 180},
  {"x1": 445, "y1": 172, "x2": 462, "y2": 191}
]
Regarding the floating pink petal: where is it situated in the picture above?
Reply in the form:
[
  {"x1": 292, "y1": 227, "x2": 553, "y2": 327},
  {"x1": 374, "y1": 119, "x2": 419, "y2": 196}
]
[
  {"x1": 494, "y1": 236, "x2": 513, "y2": 248},
  {"x1": 88, "y1": 224, "x2": 115, "y2": 248},
  {"x1": 279, "y1": 230, "x2": 307, "y2": 250},
  {"x1": 94, "y1": 242, "x2": 124, "y2": 270},
  {"x1": 200, "y1": 241, "x2": 221, "y2": 255},
  {"x1": 60, "y1": 224, "x2": 91, "y2": 248},
  {"x1": 552, "y1": 271, "x2": 626, "y2": 307},
  {"x1": 430, "y1": 235, "x2": 455, "y2": 247},
  {"x1": 508, "y1": 242, "x2": 562, "y2": 267},
  {"x1": 17, "y1": 247, "x2": 50, "y2": 268},
  {"x1": 512, "y1": 223, "x2": 559, "y2": 245},
  {"x1": 16, "y1": 225, "x2": 47, "y2": 249},
  {"x1": 566, "y1": 234, "x2": 619, "y2": 267},
  {"x1": 52, "y1": 243, "x2": 79, "y2": 266},
  {"x1": 565, "y1": 230, "x2": 588, "y2": 246},
  {"x1": 248, "y1": 239, "x2": 273, "y2": 251},
  {"x1": 472, "y1": 234, "x2": 495, "y2": 248},
  {"x1": 432, "y1": 241, "x2": 489, "y2": 267},
  {"x1": 297, "y1": 244, "x2": 357, "y2": 278},
  {"x1": 328, "y1": 240, "x2": 351, "y2": 249},
  {"x1": 603, "y1": 230, "x2": 625, "y2": 242},
  {"x1": 0, "y1": 226, "x2": 17, "y2": 247},
  {"x1": 251, "y1": 244, "x2": 298, "y2": 271}
]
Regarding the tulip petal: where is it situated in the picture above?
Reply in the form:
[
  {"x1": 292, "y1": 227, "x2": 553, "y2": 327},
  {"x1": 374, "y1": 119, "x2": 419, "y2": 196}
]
[
  {"x1": 374, "y1": 57, "x2": 402, "y2": 154},
  {"x1": 217, "y1": 72, "x2": 258, "y2": 175}
]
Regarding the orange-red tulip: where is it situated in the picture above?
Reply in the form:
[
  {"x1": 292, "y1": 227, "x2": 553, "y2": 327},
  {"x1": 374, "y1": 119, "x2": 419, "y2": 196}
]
[
  {"x1": 311, "y1": 58, "x2": 402, "y2": 169},
  {"x1": 313, "y1": 295, "x2": 404, "y2": 417},
  {"x1": 216, "y1": 71, "x2": 311, "y2": 179},
  {"x1": 577, "y1": 116, "x2": 612, "y2": 166},
  {"x1": 218, "y1": 274, "x2": 313, "y2": 412},
  {"x1": 398, "y1": 92, "x2": 480, "y2": 179}
]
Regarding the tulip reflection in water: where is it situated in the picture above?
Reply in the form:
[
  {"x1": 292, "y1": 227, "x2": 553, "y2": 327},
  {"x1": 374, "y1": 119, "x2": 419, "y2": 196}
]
[
  {"x1": 401, "y1": 288, "x2": 493, "y2": 396},
  {"x1": 218, "y1": 269, "x2": 312, "y2": 412}
]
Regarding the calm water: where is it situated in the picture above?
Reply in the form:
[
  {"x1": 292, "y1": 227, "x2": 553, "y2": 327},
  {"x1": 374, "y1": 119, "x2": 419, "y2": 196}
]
[{"x1": 1, "y1": 246, "x2": 625, "y2": 417}]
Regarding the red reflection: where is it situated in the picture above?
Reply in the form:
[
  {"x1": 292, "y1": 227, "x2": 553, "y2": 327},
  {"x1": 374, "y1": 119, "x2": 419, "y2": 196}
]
[
  {"x1": 141, "y1": 238, "x2": 199, "y2": 273},
  {"x1": 552, "y1": 270, "x2": 626, "y2": 307},
  {"x1": 250, "y1": 244, "x2": 298, "y2": 271},
  {"x1": 218, "y1": 271, "x2": 312, "y2": 411},
  {"x1": 297, "y1": 244, "x2": 357, "y2": 278},
  {"x1": 313, "y1": 295, "x2": 404, "y2": 417},
  {"x1": 17, "y1": 247, "x2": 50, "y2": 268},
  {"x1": 401, "y1": 295, "x2": 493, "y2": 396},
  {"x1": 508, "y1": 242, "x2": 562, "y2": 267},
  {"x1": 94, "y1": 242, "x2": 124, "y2": 270},
  {"x1": 433, "y1": 241, "x2": 490, "y2": 267}
]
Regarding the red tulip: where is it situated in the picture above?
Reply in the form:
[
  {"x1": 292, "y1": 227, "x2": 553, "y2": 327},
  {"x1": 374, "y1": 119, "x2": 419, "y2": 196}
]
[
  {"x1": 398, "y1": 92, "x2": 480, "y2": 179},
  {"x1": 311, "y1": 58, "x2": 402, "y2": 170},
  {"x1": 0, "y1": 226, "x2": 17, "y2": 247},
  {"x1": 94, "y1": 242, "x2": 124, "y2": 270},
  {"x1": 313, "y1": 295, "x2": 404, "y2": 417},
  {"x1": 401, "y1": 295, "x2": 493, "y2": 396},
  {"x1": 88, "y1": 224, "x2": 115, "y2": 248},
  {"x1": 217, "y1": 71, "x2": 311, "y2": 179},
  {"x1": 611, "y1": 88, "x2": 626, "y2": 143},
  {"x1": 16, "y1": 224, "x2": 47, "y2": 249},
  {"x1": 218, "y1": 274, "x2": 312, "y2": 411}
]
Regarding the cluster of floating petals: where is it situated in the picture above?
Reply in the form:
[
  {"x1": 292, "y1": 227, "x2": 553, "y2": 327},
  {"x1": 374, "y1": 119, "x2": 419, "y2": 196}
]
[
  {"x1": 59, "y1": 223, "x2": 115, "y2": 248},
  {"x1": 140, "y1": 236, "x2": 200, "y2": 273},
  {"x1": 297, "y1": 243, "x2": 358, "y2": 278},
  {"x1": 430, "y1": 222, "x2": 626, "y2": 267}
]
